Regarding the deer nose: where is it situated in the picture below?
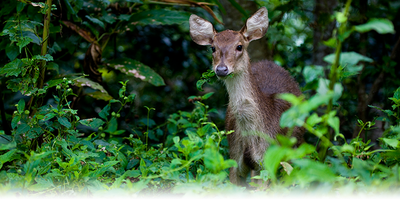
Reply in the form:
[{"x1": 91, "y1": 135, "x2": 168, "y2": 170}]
[{"x1": 216, "y1": 65, "x2": 228, "y2": 77}]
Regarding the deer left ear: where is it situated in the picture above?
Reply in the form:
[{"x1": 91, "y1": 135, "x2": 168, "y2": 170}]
[
  {"x1": 189, "y1": 14, "x2": 216, "y2": 46},
  {"x1": 240, "y1": 7, "x2": 269, "y2": 42}
]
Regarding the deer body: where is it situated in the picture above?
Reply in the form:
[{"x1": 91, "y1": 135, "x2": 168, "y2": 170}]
[{"x1": 189, "y1": 7, "x2": 304, "y2": 185}]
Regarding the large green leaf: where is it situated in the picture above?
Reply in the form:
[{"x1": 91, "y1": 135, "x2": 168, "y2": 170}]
[
  {"x1": 108, "y1": 59, "x2": 165, "y2": 86},
  {"x1": 0, "y1": 59, "x2": 24, "y2": 77},
  {"x1": 79, "y1": 118, "x2": 105, "y2": 129},
  {"x1": 5, "y1": 44, "x2": 19, "y2": 60},
  {"x1": 85, "y1": 15, "x2": 105, "y2": 29},
  {"x1": 291, "y1": 159, "x2": 337, "y2": 185},
  {"x1": 323, "y1": 52, "x2": 373, "y2": 77},
  {"x1": 57, "y1": 116, "x2": 72, "y2": 128},
  {"x1": 354, "y1": 18, "x2": 395, "y2": 34},
  {"x1": 27, "y1": 177, "x2": 55, "y2": 192},
  {"x1": 324, "y1": 52, "x2": 373, "y2": 67},
  {"x1": 130, "y1": 9, "x2": 191, "y2": 25},
  {"x1": 0, "y1": 149, "x2": 18, "y2": 170},
  {"x1": 74, "y1": 77, "x2": 113, "y2": 101}
]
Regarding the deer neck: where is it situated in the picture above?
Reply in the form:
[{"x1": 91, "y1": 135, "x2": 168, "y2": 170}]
[{"x1": 224, "y1": 61, "x2": 265, "y2": 135}]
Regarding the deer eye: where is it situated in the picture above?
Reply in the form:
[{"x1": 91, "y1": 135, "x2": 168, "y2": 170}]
[
  {"x1": 211, "y1": 47, "x2": 216, "y2": 53},
  {"x1": 236, "y1": 45, "x2": 242, "y2": 51}
]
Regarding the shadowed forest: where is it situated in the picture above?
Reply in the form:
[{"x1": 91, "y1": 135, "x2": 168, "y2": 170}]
[{"x1": 1, "y1": 0, "x2": 400, "y2": 197}]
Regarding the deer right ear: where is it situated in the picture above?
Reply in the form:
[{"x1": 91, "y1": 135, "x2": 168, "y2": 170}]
[
  {"x1": 240, "y1": 7, "x2": 269, "y2": 42},
  {"x1": 189, "y1": 15, "x2": 216, "y2": 46}
]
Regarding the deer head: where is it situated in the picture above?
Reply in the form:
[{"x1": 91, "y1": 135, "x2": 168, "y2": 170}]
[{"x1": 189, "y1": 7, "x2": 269, "y2": 77}]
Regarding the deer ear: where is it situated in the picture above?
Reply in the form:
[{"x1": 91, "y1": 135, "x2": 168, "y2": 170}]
[
  {"x1": 189, "y1": 15, "x2": 216, "y2": 46},
  {"x1": 240, "y1": 7, "x2": 269, "y2": 42}
]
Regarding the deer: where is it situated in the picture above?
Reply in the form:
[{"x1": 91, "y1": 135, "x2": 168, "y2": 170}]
[{"x1": 189, "y1": 7, "x2": 304, "y2": 186}]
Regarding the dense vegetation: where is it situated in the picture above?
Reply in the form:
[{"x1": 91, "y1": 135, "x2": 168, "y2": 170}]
[{"x1": 0, "y1": 0, "x2": 400, "y2": 197}]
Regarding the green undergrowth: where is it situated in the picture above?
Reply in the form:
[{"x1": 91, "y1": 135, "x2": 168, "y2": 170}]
[{"x1": 1, "y1": 81, "x2": 400, "y2": 197}]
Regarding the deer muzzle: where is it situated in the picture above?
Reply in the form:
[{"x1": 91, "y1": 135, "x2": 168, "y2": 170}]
[{"x1": 216, "y1": 65, "x2": 229, "y2": 77}]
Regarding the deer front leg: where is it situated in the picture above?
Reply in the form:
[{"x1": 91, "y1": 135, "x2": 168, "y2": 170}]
[{"x1": 228, "y1": 134, "x2": 249, "y2": 186}]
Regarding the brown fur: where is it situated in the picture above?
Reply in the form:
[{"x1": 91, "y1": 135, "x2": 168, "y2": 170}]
[{"x1": 225, "y1": 60, "x2": 304, "y2": 185}]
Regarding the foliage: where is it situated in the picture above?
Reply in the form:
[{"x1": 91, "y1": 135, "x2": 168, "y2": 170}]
[{"x1": 1, "y1": 0, "x2": 400, "y2": 197}]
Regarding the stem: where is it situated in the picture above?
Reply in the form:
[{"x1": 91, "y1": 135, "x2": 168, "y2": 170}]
[
  {"x1": 38, "y1": 0, "x2": 52, "y2": 89},
  {"x1": 320, "y1": 0, "x2": 352, "y2": 162},
  {"x1": 144, "y1": 106, "x2": 155, "y2": 151},
  {"x1": 28, "y1": 0, "x2": 52, "y2": 114},
  {"x1": 186, "y1": 154, "x2": 190, "y2": 182}
]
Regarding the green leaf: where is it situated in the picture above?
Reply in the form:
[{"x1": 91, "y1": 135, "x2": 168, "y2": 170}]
[
  {"x1": 99, "y1": 104, "x2": 110, "y2": 120},
  {"x1": 0, "y1": 135, "x2": 16, "y2": 150},
  {"x1": 86, "y1": 15, "x2": 105, "y2": 29},
  {"x1": 63, "y1": 0, "x2": 80, "y2": 21},
  {"x1": 127, "y1": 93, "x2": 136, "y2": 102},
  {"x1": 102, "y1": 13, "x2": 116, "y2": 24},
  {"x1": 75, "y1": 77, "x2": 112, "y2": 100},
  {"x1": 278, "y1": 93, "x2": 302, "y2": 106},
  {"x1": 335, "y1": 12, "x2": 347, "y2": 23},
  {"x1": 108, "y1": 59, "x2": 165, "y2": 86},
  {"x1": 17, "y1": 99, "x2": 25, "y2": 114},
  {"x1": 11, "y1": 115, "x2": 21, "y2": 129},
  {"x1": 79, "y1": 118, "x2": 104, "y2": 129},
  {"x1": 306, "y1": 113, "x2": 322, "y2": 127},
  {"x1": 196, "y1": 79, "x2": 207, "y2": 91},
  {"x1": 130, "y1": 9, "x2": 191, "y2": 25},
  {"x1": 392, "y1": 126, "x2": 400, "y2": 134},
  {"x1": 382, "y1": 138, "x2": 399, "y2": 148},
  {"x1": 46, "y1": 78, "x2": 63, "y2": 88},
  {"x1": 322, "y1": 38, "x2": 336, "y2": 48},
  {"x1": 392, "y1": 87, "x2": 400, "y2": 100},
  {"x1": 5, "y1": 44, "x2": 19, "y2": 60},
  {"x1": 327, "y1": 115, "x2": 340, "y2": 137},
  {"x1": 303, "y1": 65, "x2": 324, "y2": 83},
  {"x1": 0, "y1": 59, "x2": 24, "y2": 77},
  {"x1": 317, "y1": 79, "x2": 343, "y2": 102},
  {"x1": 263, "y1": 145, "x2": 292, "y2": 182},
  {"x1": 46, "y1": 62, "x2": 59, "y2": 74},
  {"x1": 86, "y1": 180, "x2": 108, "y2": 191},
  {"x1": 139, "y1": 158, "x2": 148, "y2": 177},
  {"x1": 28, "y1": 177, "x2": 54, "y2": 191},
  {"x1": 201, "y1": 92, "x2": 214, "y2": 100},
  {"x1": 86, "y1": 91, "x2": 113, "y2": 101},
  {"x1": 17, "y1": 36, "x2": 33, "y2": 52},
  {"x1": 354, "y1": 18, "x2": 395, "y2": 34},
  {"x1": 119, "y1": 14, "x2": 131, "y2": 21},
  {"x1": 110, "y1": 99, "x2": 121, "y2": 104},
  {"x1": 105, "y1": 117, "x2": 118, "y2": 133},
  {"x1": 89, "y1": 161, "x2": 119, "y2": 178},
  {"x1": 33, "y1": 54, "x2": 53, "y2": 61},
  {"x1": 16, "y1": 123, "x2": 30, "y2": 136},
  {"x1": 57, "y1": 116, "x2": 72, "y2": 128},
  {"x1": 42, "y1": 113, "x2": 56, "y2": 121},
  {"x1": 111, "y1": 130, "x2": 126, "y2": 135},
  {"x1": 324, "y1": 52, "x2": 373, "y2": 68},
  {"x1": 125, "y1": 170, "x2": 140, "y2": 178},
  {"x1": 291, "y1": 159, "x2": 336, "y2": 185},
  {"x1": 0, "y1": 149, "x2": 18, "y2": 170}
]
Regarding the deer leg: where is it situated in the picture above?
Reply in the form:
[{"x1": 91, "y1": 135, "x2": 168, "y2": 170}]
[{"x1": 229, "y1": 148, "x2": 252, "y2": 186}]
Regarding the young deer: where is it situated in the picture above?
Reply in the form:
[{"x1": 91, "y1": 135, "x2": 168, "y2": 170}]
[{"x1": 189, "y1": 7, "x2": 304, "y2": 185}]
